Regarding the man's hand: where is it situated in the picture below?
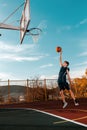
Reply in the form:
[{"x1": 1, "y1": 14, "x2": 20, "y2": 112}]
[
  {"x1": 60, "y1": 49, "x2": 62, "y2": 55},
  {"x1": 70, "y1": 81, "x2": 74, "y2": 87},
  {"x1": 70, "y1": 81, "x2": 74, "y2": 88}
]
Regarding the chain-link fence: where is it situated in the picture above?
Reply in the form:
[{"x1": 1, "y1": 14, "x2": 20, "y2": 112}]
[{"x1": 0, "y1": 79, "x2": 87, "y2": 105}]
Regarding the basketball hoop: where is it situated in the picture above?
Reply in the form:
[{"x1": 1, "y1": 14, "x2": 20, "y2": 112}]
[{"x1": 26, "y1": 28, "x2": 42, "y2": 43}]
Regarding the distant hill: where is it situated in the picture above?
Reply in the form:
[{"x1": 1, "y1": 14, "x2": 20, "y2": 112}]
[{"x1": 0, "y1": 85, "x2": 26, "y2": 99}]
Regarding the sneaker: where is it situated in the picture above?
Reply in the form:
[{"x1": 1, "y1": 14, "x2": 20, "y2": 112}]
[
  {"x1": 74, "y1": 99, "x2": 79, "y2": 106},
  {"x1": 63, "y1": 102, "x2": 68, "y2": 109},
  {"x1": 75, "y1": 102, "x2": 79, "y2": 106}
]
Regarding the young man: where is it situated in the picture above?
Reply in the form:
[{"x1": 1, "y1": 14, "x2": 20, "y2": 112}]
[{"x1": 57, "y1": 50, "x2": 79, "y2": 108}]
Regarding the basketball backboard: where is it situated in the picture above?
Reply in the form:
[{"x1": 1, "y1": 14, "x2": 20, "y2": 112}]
[{"x1": 20, "y1": 0, "x2": 30, "y2": 44}]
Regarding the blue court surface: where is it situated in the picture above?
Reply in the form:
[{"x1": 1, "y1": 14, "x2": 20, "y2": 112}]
[{"x1": 0, "y1": 108, "x2": 86, "y2": 130}]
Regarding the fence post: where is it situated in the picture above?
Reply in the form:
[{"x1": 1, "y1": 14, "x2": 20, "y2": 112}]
[
  {"x1": 33, "y1": 80, "x2": 34, "y2": 102},
  {"x1": 8, "y1": 79, "x2": 10, "y2": 104},
  {"x1": 26, "y1": 79, "x2": 29, "y2": 102},
  {"x1": 44, "y1": 79, "x2": 47, "y2": 101}
]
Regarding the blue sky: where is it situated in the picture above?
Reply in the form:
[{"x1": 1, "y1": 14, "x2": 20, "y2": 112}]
[{"x1": 0, "y1": 0, "x2": 87, "y2": 80}]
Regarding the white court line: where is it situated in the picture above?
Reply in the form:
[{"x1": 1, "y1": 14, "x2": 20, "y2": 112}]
[
  {"x1": 25, "y1": 108, "x2": 87, "y2": 128},
  {"x1": 54, "y1": 116, "x2": 87, "y2": 124}
]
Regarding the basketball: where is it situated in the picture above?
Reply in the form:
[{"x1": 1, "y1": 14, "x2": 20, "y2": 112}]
[{"x1": 56, "y1": 46, "x2": 62, "y2": 52}]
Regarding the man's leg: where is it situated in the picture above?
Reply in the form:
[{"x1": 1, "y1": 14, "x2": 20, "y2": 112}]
[
  {"x1": 69, "y1": 89, "x2": 75, "y2": 100},
  {"x1": 60, "y1": 90, "x2": 68, "y2": 108},
  {"x1": 60, "y1": 90, "x2": 66, "y2": 102},
  {"x1": 69, "y1": 90, "x2": 79, "y2": 106},
  {"x1": 65, "y1": 83, "x2": 79, "y2": 106}
]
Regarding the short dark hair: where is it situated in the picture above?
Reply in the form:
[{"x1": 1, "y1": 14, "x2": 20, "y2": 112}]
[{"x1": 64, "y1": 61, "x2": 69, "y2": 66}]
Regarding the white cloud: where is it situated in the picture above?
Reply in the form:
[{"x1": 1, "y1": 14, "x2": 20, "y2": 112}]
[
  {"x1": 79, "y1": 52, "x2": 87, "y2": 57},
  {"x1": 0, "y1": 41, "x2": 35, "y2": 53},
  {"x1": 74, "y1": 61, "x2": 87, "y2": 66},
  {"x1": 70, "y1": 63, "x2": 86, "y2": 78},
  {"x1": 80, "y1": 39, "x2": 87, "y2": 47},
  {"x1": 77, "y1": 39, "x2": 87, "y2": 57},
  {"x1": 79, "y1": 18, "x2": 87, "y2": 25},
  {"x1": 13, "y1": 56, "x2": 42, "y2": 62},
  {"x1": 39, "y1": 75, "x2": 46, "y2": 79},
  {"x1": 40, "y1": 64, "x2": 53, "y2": 68},
  {"x1": 0, "y1": 41, "x2": 49, "y2": 62},
  {"x1": 62, "y1": 26, "x2": 71, "y2": 30},
  {"x1": 11, "y1": 56, "x2": 43, "y2": 62},
  {"x1": 57, "y1": 18, "x2": 87, "y2": 34},
  {"x1": 57, "y1": 25, "x2": 72, "y2": 33},
  {"x1": 40, "y1": 74, "x2": 58, "y2": 79},
  {"x1": 70, "y1": 69, "x2": 85, "y2": 78},
  {"x1": 75, "y1": 18, "x2": 87, "y2": 28},
  {"x1": 2, "y1": 3, "x2": 7, "y2": 7},
  {"x1": 46, "y1": 75, "x2": 58, "y2": 79},
  {"x1": 0, "y1": 72, "x2": 14, "y2": 80},
  {"x1": 0, "y1": 53, "x2": 43, "y2": 62}
]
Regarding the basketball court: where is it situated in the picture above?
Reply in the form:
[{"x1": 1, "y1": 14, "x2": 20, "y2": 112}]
[
  {"x1": 0, "y1": 99, "x2": 87, "y2": 129},
  {"x1": 0, "y1": 108, "x2": 86, "y2": 130}
]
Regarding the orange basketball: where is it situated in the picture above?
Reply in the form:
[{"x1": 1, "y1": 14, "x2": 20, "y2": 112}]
[{"x1": 56, "y1": 46, "x2": 62, "y2": 52}]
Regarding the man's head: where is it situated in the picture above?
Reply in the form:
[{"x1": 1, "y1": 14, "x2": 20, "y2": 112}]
[{"x1": 63, "y1": 61, "x2": 69, "y2": 67}]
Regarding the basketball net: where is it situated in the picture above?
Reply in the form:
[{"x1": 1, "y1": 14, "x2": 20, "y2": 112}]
[{"x1": 31, "y1": 35, "x2": 40, "y2": 43}]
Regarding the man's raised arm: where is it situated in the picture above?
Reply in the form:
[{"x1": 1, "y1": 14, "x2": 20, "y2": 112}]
[{"x1": 59, "y1": 51, "x2": 63, "y2": 66}]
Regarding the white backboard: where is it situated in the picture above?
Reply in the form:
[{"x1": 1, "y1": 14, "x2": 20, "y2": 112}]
[{"x1": 20, "y1": 0, "x2": 30, "y2": 44}]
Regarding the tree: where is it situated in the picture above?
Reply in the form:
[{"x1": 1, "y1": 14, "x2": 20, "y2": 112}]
[
  {"x1": 73, "y1": 75, "x2": 87, "y2": 97},
  {"x1": 85, "y1": 69, "x2": 87, "y2": 78}
]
